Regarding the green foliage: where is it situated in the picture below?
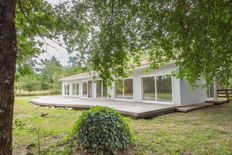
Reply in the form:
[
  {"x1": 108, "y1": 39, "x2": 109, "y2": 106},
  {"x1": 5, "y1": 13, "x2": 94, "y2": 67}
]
[
  {"x1": 63, "y1": 0, "x2": 232, "y2": 87},
  {"x1": 14, "y1": 97, "x2": 232, "y2": 154},
  {"x1": 15, "y1": 56, "x2": 86, "y2": 94},
  {"x1": 70, "y1": 106, "x2": 133, "y2": 154},
  {"x1": 38, "y1": 56, "x2": 64, "y2": 91},
  {"x1": 14, "y1": 118, "x2": 25, "y2": 130},
  {"x1": 16, "y1": 0, "x2": 61, "y2": 74}
]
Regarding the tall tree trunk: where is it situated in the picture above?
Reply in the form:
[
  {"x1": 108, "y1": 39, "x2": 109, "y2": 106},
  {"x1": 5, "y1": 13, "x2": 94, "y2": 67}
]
[{"x1": 0, "y1": 0, "x2": 17, "y2": 155}]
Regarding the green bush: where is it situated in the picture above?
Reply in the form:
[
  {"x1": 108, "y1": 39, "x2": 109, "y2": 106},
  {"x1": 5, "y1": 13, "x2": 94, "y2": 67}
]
[{"x1": 70, "y1": 106, "x2": 133, "y2": 154}]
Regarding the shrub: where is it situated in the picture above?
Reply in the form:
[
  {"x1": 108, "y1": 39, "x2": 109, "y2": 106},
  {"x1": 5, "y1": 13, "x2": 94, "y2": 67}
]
[{"x1": 70, "y1": 106, "x2": 133, "y2": 154}]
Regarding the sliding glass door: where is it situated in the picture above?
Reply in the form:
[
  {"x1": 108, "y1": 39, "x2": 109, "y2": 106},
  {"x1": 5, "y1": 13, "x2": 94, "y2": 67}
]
[
  {"x1": 142, "y1": 75, "x2": 172, "y2": 102},
  {"x1": 124, "y1": 79, "x2": 133, "y2": 99},
  {"x1": 156, "y1": 75, "x2": 172, "y2": 102},
  {"x1": 115, "y1": 80, "x2": 123, "y2": 99},
  {"x1": 96, "y1": 80, "x2": 108, "y2": 98},
  {"x1": 96, "y1": 80, "x2": 102, "y2": 98},
  {"x1": 115, "y1": 79, "x2": 133, "y2": 99},
  {"x1": 88, "y1": 81, "x2": 92, "y2": 97},
  {"x1": 142, "y1": 77, "x2": 156, "y2": 101},
  {"x1": 64, "y1": 84, "x2": 70, "y2": 95},
  {"x1": 82, "y1": 82, "x2": 87, "y2": 97},
  {"x1": 72, "y1": 83, "x2": 79, "y2": 96}
]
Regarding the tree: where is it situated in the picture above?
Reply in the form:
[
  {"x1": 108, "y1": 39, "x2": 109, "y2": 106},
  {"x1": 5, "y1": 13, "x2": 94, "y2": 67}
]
[
  {"x1": 0, "y1": 0, "x2": 62, "y2": 153},
  {"x1": 1, "y1": 0, "x2": 232, "y2": 153},
  {"x1": 0, "y1": 0, "x2": 17, "y2": 154},
  {"x1": 20, "y1": 72, "x2": 41, "y2": 93},
  {"x1": 64, "y1": 0, "x2": 232, "y2": 86},
  {"x1": 39, "y1": 56, "x2": 64, "y2": 92}
]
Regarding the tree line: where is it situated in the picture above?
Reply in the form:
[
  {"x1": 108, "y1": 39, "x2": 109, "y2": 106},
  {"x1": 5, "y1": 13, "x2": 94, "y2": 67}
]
[{"x1": 15, "y1": 56, "x2": 86, "y2": 95}]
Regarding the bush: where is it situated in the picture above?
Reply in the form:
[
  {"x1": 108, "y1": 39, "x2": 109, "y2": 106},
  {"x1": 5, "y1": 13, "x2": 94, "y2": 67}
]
[{"x1": 70, "y1": 106, "x2": 133, "y2": 154}]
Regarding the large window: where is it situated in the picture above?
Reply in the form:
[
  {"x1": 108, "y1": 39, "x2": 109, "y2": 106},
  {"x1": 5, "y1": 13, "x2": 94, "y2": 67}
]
[
  {"x1": 115, "y1": 80, "x2": 123, "y2": 99},
  {"x1": 96, "y1": 80, "x2": 108, "y2": 98},
  {"x1": 124, "y1": 79, "x2": 133, "y2": 99},
  {"x1": 96, "y1": 80, "x2": 102, "y2": 98},
  {"x1": 64, "y1": 84, "x2": 70, "y2": 95},
  {"x1": 88, "y1": 81, "x2": 92, "y2": 97},
  {"x1": 82, "y1": 82, "x2": 87, "y2": 97},
  {"x1": 142, "y1": 77, "x2": 155, "y2": 101},
  {"x1": 157, "y1": 75, "x2": 172, "y2": 102},
  {"x1": 103, "y1": 83, "x2": 107, "y2": 98},
  {"x1": 115, "y1": 79, "x2": 133, "y2": 99},
  {"x1": 207, "y1": 84, "x2": 214, "y2": 98},
  {"x1": 72, "y1": 83, "x2": 79, "y2": 95},
  {"x1": 142, "y1": 75, "x2": 172, "y2": 102}
]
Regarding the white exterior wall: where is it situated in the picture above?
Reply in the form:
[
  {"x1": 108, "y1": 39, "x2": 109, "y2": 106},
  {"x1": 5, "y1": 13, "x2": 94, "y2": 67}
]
[
  {"x1": 60, "y1": 63, "x2": 208, "y2": 105},
  {"x1": 92, "y1": 81, "x2": 97, "y2": 98},
  {"x1": 179, "y1": 78, "x2": 207, "y2": 105},
  {"x1": 79, "y1": 82, "x2": 83, "y2": 97},
  {"x1": 133, "y1": 75, "x2": 142, "y2": 102}
]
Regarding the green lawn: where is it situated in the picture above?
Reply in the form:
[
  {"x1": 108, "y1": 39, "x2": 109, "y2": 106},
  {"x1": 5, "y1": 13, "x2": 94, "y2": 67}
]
[{"x1": 13, "y1": 97, "x2": 232, "y2": 155}]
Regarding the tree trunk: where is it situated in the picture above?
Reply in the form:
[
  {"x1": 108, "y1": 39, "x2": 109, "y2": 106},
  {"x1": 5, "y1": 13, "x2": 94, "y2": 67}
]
[{"x1": 0, "y1": 0, "x2": 17, "y2": 155}]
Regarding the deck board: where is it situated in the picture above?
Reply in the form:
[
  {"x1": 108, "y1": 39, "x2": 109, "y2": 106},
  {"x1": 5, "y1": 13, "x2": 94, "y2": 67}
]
[
  {"x1": 176, "y1": 102, "x2": 214, "y2": 113},
  {"x1": 205, "y1": 99, "x2": 229, "y2": 105},
  {"x1": 30, "y1": 96, "x2": 177, "y2": 118}
]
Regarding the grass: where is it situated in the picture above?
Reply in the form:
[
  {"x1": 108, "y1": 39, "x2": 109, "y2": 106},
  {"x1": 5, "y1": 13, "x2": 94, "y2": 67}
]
[{"x1": 13, "y1": 97, "x2": 232, "y2": 155}]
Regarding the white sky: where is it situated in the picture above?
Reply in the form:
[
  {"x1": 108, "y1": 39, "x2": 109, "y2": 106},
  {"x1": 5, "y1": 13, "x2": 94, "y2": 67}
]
[{"x1": 38, "y1": 0, "x2": 69, "y2": 66}]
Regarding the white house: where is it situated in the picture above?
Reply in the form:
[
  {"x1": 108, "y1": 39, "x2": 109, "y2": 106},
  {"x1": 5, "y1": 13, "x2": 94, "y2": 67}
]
[{"x1": 59, "y1": 62, "x2": 215, "y2": 106}]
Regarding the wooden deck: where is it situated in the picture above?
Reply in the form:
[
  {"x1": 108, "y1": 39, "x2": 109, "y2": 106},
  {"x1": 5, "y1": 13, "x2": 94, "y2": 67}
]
[
  {"x1": 205, "y1": 98, "x2": 230, "y2": 105},
  {"x1": 30, "y1": 96, "x2": 227, "y2": 118},
  {"x1": 30, "y1": 96, "x2": 177, "y2": 118},
  {"x1": 176, "y1": 102, "x2": 214, "y2": 113}
]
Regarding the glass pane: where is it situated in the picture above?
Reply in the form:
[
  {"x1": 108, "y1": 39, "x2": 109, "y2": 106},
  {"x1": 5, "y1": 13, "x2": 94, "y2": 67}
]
[
  {"x1": 96, "y1": 80, "x2": 102, "y2": 98},
  {"x1": 103, "y1": 82, "x2": 107, "y2": 98},
  {"x1": 82, "y1": 82, "x2": 87, "y2": 97},
  {"x1": 115, "y1": 79, "x2": 123, "y2": 98},
  {"x1": 72, "y1": 83, "x2": 76, "y2": 95},
  {"x1": 143, "y1": 77, "x2": 155, "y2": 100},
  {"x1": 64, "y1": 85, "x2": 67, "y2": 95},
  {"x1": 157, "y1": 75, "x2": 172, "y2": 102},
  {"x1": 67, "y1": 85, "x2": 69, "y2": 95},
  {"x1": 88, "y1": 81, "x2": 92, "y2": 97},
  {"x1": 76, "y1": 83, "x2": 79, "y2": 95},
  {"x1": 65, "y1": 84, "x2": 69, "y2": 95},
  {"x1": 207, "y1": 84, "x2": 214, "y2": 98},
  {"x1": 124, "y1": 79, "x2": 133, "y2": 99}
]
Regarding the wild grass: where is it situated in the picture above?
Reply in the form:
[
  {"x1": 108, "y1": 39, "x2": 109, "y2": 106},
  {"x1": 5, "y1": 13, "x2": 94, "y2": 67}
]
[{"x1": 13, "y1": 97, "x2": 232, "y2": 155}]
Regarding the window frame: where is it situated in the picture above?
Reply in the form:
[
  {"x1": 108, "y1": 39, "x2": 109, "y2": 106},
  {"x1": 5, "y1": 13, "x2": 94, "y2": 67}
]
[
  {"x1": 95, "y1": 79, "x2": 109, "y2": 99},
  {"x1": 72, "y1": 83, "x2": 80, "y2": 96},
  {"x1": 96, "y1": 80, "x2": 103, "y2": 98},
  {"x1": 82, "y1": 81, "x2": 88, "y2": 97},
  {"x1": 141, "y1": 74, "x2": 174, "y2": 104},
  {"x1": 64, "y1": 84, "x2": 70, "y2": 96},
  {"x1": 114, "y1": 78, "x2": 134, "y2": 101}
]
